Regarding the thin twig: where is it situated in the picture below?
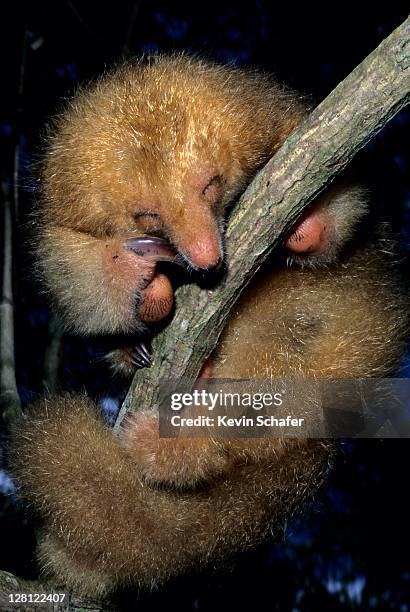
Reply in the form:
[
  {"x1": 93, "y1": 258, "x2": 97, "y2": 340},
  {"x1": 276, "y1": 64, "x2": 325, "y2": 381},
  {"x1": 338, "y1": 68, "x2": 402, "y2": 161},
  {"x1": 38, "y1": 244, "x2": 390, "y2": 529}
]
[
  {"x1": 0, "y1": 184, "x2": 22, "y2": 422},
  {"x1": 42, "y1": 313, "x2": 64, "y2": 393}
]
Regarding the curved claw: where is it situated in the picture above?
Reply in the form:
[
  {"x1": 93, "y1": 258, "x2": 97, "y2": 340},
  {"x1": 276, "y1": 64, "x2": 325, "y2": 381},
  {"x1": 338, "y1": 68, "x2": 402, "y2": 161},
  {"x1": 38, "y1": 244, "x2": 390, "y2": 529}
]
[
  {"x1": 137, "y1": 341, "x2": 152, "y2": 362},
  {"x1": 129, "y1": 341, "x2": 152, "y2": 369}
]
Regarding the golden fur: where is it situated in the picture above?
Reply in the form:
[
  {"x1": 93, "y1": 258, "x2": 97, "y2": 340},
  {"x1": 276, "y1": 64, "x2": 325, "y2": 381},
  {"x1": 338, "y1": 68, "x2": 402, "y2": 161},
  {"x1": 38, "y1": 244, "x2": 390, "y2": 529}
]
[
  {"x1": 37, "y1": 55, "x2": 306, "y2": 336},
  {"x1": 120, "y1": 218, "x2": 408, "y2": 488},
  {"x1": 9, "y1": 55, "x2": 408, "y2": 597},
  {"x1": 11, "y1": 398, "x2": 334, "y2": 596}
]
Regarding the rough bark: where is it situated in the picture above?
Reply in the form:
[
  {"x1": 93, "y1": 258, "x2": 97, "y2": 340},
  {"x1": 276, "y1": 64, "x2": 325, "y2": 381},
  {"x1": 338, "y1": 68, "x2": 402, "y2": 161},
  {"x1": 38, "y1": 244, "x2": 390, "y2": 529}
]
[{"x1": 0, "y1": 570, "x2": 117, "y2": 612}]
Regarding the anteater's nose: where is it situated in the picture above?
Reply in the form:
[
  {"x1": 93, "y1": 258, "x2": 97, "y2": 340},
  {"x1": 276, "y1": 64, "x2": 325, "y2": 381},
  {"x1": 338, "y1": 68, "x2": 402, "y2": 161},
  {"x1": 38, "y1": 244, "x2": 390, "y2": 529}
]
[{"x1": 183, "y1": 237, "x2": 222, "y2": 270}]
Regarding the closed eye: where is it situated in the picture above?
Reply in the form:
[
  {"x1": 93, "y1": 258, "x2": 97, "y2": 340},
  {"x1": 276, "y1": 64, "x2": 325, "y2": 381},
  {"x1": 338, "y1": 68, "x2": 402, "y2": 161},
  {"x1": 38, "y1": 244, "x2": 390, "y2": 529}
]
[
  {"x1": 134, "y1": 211, "x2": 161, "y2": 220},
  {"x1": 202, "y1": 175, "x2": 222, "y2": 200}
]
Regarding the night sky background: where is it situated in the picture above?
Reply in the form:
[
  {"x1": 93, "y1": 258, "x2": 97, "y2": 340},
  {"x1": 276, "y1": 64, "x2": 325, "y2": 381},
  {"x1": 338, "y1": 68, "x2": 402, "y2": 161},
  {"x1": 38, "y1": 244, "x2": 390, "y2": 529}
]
[{"x1": 1, "y1": 3, "x2": 410, "y2": 610}]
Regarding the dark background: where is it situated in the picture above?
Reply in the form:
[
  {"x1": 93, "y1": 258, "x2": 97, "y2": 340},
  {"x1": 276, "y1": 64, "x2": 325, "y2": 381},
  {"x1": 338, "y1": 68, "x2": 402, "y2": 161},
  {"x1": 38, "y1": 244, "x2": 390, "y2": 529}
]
[{"x1": 1, "y1": 2, "x2": 409, "y2": 610}]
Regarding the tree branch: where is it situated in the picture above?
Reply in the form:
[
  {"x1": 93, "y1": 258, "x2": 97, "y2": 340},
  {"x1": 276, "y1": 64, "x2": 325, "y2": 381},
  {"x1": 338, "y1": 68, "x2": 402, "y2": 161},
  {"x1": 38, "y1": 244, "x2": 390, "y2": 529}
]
[
  {"x1": 0, "y1": 184, "x2": 22, "y2": 423},
  {"x1": 42, "y1": 313, "x2": 64, "y2": 394},
  {"x1": 115, "y1": 16, "x2": 410, "y2": 430},
  {"x1": 0, "y1": 12, "x2": 27, "y2": 422},
  {"x1": 0, "y1": 570, "x2": 118, "y2": 612}
]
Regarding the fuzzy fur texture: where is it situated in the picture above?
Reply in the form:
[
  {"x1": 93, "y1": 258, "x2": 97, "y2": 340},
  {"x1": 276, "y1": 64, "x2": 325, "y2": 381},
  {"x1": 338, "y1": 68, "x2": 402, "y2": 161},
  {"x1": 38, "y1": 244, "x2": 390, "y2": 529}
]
[
  {"x1": 36, "y1": 55, "x2": 306, "y2": 337},
  {"x1": 11, "y1": 398, "x2": 335, "y2": 597},
  {"x1": 120, "y1": 219, "x2": 408, "y2": 489},
  {"x1": 9, "y1": 54, "x2": 409, "y2": 597}
]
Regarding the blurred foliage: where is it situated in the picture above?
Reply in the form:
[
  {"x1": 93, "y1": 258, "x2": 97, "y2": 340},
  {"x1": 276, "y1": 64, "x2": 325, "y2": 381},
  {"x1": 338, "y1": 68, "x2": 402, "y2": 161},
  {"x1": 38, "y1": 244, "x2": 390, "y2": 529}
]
[{"x1": 1, "y1": 2, "x2": 409, "y2": 610}]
